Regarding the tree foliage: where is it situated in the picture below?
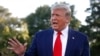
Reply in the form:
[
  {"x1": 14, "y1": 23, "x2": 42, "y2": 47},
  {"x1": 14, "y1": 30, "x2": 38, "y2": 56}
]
[
  {"x1": 79, "y1": 0, "x2": 100, "y2": 56},
  {"x1": 25, "y1": 5, "x2": 51, "y2": 36},
  {"x1": 0, "y1": 6, "x2": 29, "y2": 56}
]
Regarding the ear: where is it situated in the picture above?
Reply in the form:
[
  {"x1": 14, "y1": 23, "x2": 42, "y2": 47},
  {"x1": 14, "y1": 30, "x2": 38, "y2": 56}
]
[{"x1": 66, "y1": 16, "x2": 71, "y2": 23}]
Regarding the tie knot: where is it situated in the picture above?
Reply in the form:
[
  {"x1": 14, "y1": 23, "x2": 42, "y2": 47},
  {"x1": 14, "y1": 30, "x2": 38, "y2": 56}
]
[{"x1": 57, "y1": 31, "x2": 62, "y2": 35}]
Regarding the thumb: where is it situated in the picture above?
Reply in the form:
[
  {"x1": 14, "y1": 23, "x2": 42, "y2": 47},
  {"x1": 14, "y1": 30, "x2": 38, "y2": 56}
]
[{"x1": 24, "y1": 42, "x2": 27, "y2": 49}]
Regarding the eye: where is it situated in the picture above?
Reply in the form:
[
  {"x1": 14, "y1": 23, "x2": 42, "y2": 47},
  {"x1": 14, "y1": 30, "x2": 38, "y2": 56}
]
[
  {"x1": 55, "y1": 14, "x2": 60, "y2": 16},
  {"x1": 51, "y1": 14, "x2": 61, "y2": 17},
  {"x1": 52, "y1": 14, "x2": 60, "y2": 16}
]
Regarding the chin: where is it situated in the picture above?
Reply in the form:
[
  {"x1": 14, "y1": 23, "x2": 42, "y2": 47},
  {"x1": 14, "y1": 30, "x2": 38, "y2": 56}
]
[{"x1": 52, "y1": 27, "x2": 59, "y2": 31}]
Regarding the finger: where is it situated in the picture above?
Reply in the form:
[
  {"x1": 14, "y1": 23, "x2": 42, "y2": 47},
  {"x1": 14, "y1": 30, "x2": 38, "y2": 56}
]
[
  {"x1": 8, "y1": 38, "x2": 18, "y2": 46},
  {"x1": 7, "y1": 47, "x2": 14, "y2": 50},
  {"x1": 24, "y1": 42, "x2": 27, "y2": 49},
  {"x1": 8, "y1": 42, "x2": 16, "y2": 47},
  {"x1": 24, "y1": 43, "x2": 27, "y2": 48},
  {"x1": 24, "y1": 42, "x2": 27, "y2": 47},
  {"x1": 13, "y1": 37, "x2": 22, "y2": 45}
]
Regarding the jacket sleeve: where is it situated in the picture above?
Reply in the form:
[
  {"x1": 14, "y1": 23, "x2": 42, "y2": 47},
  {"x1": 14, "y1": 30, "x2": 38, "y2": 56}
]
[{"x1": 24, "y1": 33, "x2": 38, "y2": 56}]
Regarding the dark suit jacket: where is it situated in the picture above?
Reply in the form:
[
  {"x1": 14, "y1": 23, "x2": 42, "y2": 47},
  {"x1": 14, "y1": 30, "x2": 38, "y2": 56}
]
[{"x1": 24, "y1": 28, "x2": 90, "y2": 56}]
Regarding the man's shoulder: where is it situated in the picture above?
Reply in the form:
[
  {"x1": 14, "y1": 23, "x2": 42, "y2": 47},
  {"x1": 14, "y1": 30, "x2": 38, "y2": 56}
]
[
  {"x1": 35, "y1": 28, "x2": 53, "y2": 35},
  {"x1": 69, "y1": 29, "x2": 87, "y2": 38}
]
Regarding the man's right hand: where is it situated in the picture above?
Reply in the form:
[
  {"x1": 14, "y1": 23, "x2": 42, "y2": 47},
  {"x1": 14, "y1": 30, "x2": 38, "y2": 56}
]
[{"x1": 8, "y1": 38, "x2": 27, "y2": 56}]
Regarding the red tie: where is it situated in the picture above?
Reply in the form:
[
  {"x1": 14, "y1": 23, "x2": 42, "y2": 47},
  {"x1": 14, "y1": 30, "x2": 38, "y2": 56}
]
[{"x1": 53, "y1": 31, "x2": 62, "y2": 56}]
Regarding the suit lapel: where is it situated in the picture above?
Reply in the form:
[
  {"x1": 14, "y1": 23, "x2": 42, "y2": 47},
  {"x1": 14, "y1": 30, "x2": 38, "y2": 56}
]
[
  {"x1": 45, "y1": 29, "x2": 54, "y2": 56},
  {"x1": 65, "y1": 29, "x2": 74, "y2": 56}
]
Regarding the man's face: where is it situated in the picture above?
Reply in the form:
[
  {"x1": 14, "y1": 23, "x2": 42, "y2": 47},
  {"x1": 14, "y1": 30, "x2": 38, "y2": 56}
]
[{"x1": 50, "y1": 9, "x2": 70, "y2": 31}]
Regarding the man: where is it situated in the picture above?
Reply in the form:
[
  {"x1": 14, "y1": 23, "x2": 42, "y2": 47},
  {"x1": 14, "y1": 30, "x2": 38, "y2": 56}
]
[{"x1": 8, "y1": 2, "x2": 90, "y2": 56}]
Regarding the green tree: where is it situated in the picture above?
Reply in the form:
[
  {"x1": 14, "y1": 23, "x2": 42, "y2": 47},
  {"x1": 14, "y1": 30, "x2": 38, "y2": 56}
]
[
  {"x1": 0, "y1": 6, "x2": 29, "y2": 56},
  {"x1": 79, "y1": 0, "x2": 100, "y2": 56},
  {"x1": 25, "y1": 5, "x2": 51, "y2": 36}
]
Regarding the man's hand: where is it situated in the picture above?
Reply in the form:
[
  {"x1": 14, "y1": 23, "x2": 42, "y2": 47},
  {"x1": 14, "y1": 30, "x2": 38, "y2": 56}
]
[{"x1": 8, "y1": 38, "x2": 27, "y2": 56}]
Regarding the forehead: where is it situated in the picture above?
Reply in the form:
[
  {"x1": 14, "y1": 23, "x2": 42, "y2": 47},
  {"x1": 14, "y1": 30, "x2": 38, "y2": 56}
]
[{"x1": 51, "y1": 8, "x2": 66, "y2": 14}]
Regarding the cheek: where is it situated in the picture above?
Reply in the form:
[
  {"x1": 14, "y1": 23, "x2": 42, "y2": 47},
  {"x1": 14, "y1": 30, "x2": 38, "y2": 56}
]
[
  {"x1": 58, "y1": 20, "x2": 66, "y2": 27},
  {"x1": 64, "y1": 18, "x2": 69, "y2": 23},
  {"x1": 60, "y1": 19, "x2": 67, "y2": 24}
]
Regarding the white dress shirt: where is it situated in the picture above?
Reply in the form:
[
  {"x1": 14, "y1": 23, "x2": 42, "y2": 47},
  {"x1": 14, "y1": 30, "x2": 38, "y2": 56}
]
[{"x1": 53, "y1": 26, "x2": 69, "y2": 56}]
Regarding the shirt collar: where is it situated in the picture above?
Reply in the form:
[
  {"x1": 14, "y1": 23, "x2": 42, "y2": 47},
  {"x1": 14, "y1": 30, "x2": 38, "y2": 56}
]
[
  {"x1": 61, "y1": 26, "x2": 69, "y2": 36},
  {"x1": 54, "y1": 26, "x2": 69, "y2": 36}
]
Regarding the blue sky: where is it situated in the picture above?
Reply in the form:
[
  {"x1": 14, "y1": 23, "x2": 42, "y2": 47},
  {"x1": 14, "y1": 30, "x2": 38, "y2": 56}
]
[{"x1": 0, "y1": 0, "x2": 90, "y2": 25}]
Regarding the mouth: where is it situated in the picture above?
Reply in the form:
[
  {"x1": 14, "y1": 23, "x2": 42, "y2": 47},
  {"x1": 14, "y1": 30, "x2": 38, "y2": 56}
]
[{"x1": 52, "y1": 22, "x2": 58, "y2": 24}]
